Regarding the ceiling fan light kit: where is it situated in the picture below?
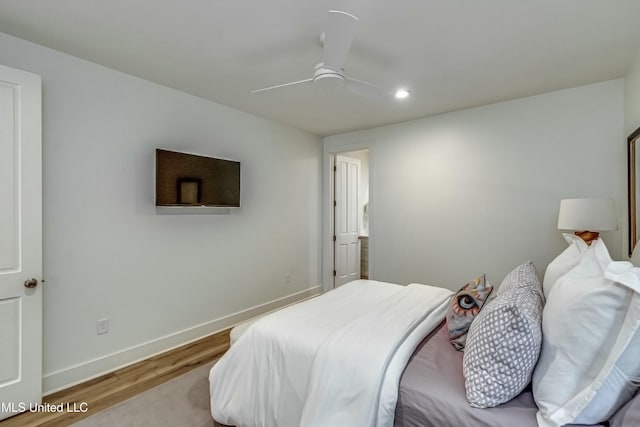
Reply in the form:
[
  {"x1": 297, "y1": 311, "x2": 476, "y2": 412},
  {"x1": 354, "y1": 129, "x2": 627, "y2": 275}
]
[{"x1": 251, "y1": 9, "x2": 399, "y2": 102}]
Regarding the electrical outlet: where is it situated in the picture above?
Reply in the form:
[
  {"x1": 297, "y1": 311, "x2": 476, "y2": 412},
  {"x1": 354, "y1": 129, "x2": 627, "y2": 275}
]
[
  {"x1": 285, "y1": 273, "x2": 291, "y2": 284},
  {"x1": 96, "y1": 318, "x2": 109, "y2": 335}
]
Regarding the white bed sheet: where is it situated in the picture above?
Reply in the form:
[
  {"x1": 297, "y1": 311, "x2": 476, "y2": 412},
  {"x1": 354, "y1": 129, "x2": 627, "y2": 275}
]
[{"x1": 209, "y1": 279, "x2": 452, "y2": 427}]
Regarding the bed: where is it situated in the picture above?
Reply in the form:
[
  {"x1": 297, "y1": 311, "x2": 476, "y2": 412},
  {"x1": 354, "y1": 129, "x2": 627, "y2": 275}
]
[
  {"x1": 395, "y1": 322, "x2": 541, "y2": 427},
  {"x1": 209, "y1": 239, "x2": 640, "y2": 427},
  {"x1": 394, "y1": 322, "x2": 610, "y2": 427},
  {"x1": 209, "y1": 279, "x2": 453, "y2": 426}
]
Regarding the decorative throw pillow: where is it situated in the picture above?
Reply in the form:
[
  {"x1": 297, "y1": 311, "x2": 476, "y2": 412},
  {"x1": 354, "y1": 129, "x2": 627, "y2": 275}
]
[
  {"x1": 496, "y1": 259, "x2": 545, "y2": 300},
  {"x1": 446, "y1": 275, "x2": 493, "y2": 351},
  {"x1": 533, "y1": 239, "x2": 640, "y2": 426},
  {"x1": 542, "y1": 233, "x2": 588, "y2": 299},
  {"x1": 463, "y1": 261, "x2": 544, "y2": 408}
]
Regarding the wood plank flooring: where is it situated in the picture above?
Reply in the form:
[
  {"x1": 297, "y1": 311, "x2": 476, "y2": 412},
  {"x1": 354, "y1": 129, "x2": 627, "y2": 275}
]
[{"x1": 1, "y1": 329, "x2": 230, "y2": 427}]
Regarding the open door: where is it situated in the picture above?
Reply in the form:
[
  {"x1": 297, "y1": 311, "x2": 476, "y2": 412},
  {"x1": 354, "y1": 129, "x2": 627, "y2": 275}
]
[
  {"x1": 0, "y1": 64, "x2": 43, "y2": 420},
  {"x1": 333, "y1": 154, "x2": 361, "y2": 287}
]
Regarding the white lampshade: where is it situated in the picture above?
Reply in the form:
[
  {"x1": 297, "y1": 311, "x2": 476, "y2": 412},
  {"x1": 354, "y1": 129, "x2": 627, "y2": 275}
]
[{"x1": 557, "y1": 198, "x2": 618, "y2": 231}]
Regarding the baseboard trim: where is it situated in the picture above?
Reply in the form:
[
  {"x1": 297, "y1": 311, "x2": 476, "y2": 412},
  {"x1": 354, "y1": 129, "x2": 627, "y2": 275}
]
[{"x1": 43, "y1": 285, "x2": 321, "y2": 394}]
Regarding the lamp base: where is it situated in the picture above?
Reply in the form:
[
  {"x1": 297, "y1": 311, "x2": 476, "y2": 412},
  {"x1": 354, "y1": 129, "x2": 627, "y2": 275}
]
[{"x1": 575, "y1": 230, "x2": 600, "y2": 245}]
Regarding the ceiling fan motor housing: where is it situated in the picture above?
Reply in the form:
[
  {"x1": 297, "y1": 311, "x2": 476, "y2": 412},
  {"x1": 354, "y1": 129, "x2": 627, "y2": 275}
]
[{"x1": 313, "y1": 63, "x2": 345, "y2": 90}]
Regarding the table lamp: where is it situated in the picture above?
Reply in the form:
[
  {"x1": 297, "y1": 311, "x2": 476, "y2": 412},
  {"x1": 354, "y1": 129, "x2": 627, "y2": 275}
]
[{"x1": 557, "y1": 198, "x2": 617, "y2": 245}]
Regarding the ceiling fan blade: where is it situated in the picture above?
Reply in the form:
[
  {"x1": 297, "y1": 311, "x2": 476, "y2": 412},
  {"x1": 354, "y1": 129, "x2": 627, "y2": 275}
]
[
  {"x1": 322, "y1": 10, "x2": 359, "y2": 71},
  {"x1": 250, "y1": 78, "x2": 313, "y2": 94},
  {"x1": 344, "y1": 77, "x2": 388, "y2": 102}
]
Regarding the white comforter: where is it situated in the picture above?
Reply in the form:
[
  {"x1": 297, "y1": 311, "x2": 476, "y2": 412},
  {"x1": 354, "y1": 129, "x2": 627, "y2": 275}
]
[{"x1": 209, "y1": 279, "x2": 453, "y2": 427}]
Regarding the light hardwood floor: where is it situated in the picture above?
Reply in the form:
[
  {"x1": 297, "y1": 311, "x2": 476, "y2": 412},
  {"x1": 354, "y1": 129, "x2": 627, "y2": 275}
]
[{"x1": 1, "y1": 329, "x2": 231, "y2": 426}]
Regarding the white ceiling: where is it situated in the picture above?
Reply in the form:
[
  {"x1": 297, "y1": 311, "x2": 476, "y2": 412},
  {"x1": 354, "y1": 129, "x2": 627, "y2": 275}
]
[{"x1": 1, "y1": 0, "x2": 640, "y2": 136}]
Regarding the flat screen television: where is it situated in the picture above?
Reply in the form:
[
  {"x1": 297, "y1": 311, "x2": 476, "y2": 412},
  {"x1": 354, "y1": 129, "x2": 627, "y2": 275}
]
[{"x1": 155, "y1": 149, "x2": 240, "y2": 207}]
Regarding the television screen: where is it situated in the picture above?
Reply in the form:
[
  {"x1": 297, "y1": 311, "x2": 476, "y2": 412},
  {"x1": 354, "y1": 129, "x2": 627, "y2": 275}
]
[{"x1": 155, "y1": 149, "x2": 240, "y2": 207}]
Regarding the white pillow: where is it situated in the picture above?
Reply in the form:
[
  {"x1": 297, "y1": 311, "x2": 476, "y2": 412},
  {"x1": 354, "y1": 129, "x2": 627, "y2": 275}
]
[
  {"x1": 533, "y1": 238, "x2": 640, "y2": 427},
  {"x1": 542, "y1": 233, "x2": 588, "y2": 299}
]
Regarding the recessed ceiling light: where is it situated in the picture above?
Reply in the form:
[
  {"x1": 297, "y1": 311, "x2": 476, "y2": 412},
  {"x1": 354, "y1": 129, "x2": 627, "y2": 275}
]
[{"x1": 395, "y1": 89, "x2": 410, "y2": 99}]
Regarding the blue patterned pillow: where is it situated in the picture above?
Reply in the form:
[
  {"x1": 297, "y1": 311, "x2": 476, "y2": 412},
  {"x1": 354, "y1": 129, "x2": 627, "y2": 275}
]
[{"x1": 446, "y1": 275, "x2": 493, "y2": 351}]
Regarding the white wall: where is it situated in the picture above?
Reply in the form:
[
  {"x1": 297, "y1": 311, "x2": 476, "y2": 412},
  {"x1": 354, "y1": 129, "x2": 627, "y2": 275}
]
[
  {"x1": 0, "y1": 33, "x2": 322, "y2": 392},
  {"x1": 325, "y1": 80, "x2": 624, "y2": 292}
]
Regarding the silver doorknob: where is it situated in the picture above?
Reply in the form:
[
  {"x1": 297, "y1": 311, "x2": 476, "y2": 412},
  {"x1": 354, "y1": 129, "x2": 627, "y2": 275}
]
[{"x1": 24, "y1": 278, "x2": 38, "y2": 288}]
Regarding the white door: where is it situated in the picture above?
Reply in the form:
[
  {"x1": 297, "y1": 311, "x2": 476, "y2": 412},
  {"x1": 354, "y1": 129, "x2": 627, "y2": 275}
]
[
  {"x1": 0, "y1": 64, "x2": 42, "y2": 420},
  {"x1": 334, "y1": 155, "x2": 360, "y2": 287}
]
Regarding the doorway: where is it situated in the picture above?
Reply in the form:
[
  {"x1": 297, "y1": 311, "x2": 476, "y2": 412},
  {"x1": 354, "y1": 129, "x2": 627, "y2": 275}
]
[{"x1": 332, "y1": 149, "x2": 369, "y2": 288}]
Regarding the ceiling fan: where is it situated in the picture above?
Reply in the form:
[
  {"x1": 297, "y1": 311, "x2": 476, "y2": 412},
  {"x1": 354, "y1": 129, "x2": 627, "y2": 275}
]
[{"x1": 251, "y1": 10, "x2": 387, "y2": 100}]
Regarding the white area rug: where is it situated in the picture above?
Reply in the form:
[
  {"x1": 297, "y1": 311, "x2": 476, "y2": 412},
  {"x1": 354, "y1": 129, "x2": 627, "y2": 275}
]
[{"x1": 72, "y1": 361, "x2": 217, "y2": 427}]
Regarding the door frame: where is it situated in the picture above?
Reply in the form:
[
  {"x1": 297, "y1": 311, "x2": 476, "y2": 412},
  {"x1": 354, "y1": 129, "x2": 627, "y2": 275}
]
[{"x1": 322, "y1": 142, "x2": 374, "y2": 293}]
